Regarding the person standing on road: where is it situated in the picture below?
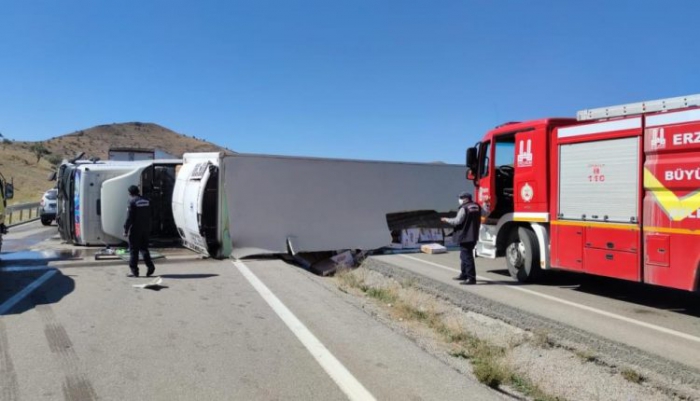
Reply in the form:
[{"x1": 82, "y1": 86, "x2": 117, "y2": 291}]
[
  {"x1": 123, "y1": 185, "x2": 156, "y2": 278},
  {"x1": 441, "y1": 191, "x2": 481, "y2": 285}
]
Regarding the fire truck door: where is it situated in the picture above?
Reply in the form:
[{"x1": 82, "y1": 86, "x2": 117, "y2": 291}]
[
  {"x1": 476, "y1": 141, "x2": 493, "y2": 213},
  {"x1": 514, "y1": 128, "x2": 547, "y2": 213}
]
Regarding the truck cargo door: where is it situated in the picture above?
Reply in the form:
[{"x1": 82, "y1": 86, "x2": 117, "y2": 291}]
[
  {"x1": 101, "y1": 167, "x2": 144, "y2": 242},
  {"x1": 141, "y1": 164, "x2": 179, "y2": 240}
]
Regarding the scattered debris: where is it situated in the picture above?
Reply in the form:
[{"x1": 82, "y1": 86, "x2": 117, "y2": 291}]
[
  {"x1": 132, "y1": 277, "x2": 164, "y2": 289},
  {"x1": 292, "y1": 249, "x2": 369, "y2": 276},
  {"x1": 95, "y1": 246, "x2": 165, "y2": 261},
  {"x1": 420, "y1": 243, "x2": 447, "y2": 254},
  {"x1": 94, "y1": 246, "x2": 119, "y2": 260}
]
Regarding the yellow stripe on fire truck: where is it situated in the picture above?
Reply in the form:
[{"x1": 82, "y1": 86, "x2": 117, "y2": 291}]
[
  {"x1": 513, "y1": 212, "x2": 549, "y2": 223},
  {"x1": 644, "y1": 168, "x2": 700, "y2": 222}
]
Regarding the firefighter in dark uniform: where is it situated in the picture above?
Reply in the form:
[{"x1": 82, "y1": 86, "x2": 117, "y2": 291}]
[
  {"x1": 441, "y1": 191, "x2": 481, "y2": 285},
  {"x1": 123, "y1": 185, "x2": 156, "y2": 277}
]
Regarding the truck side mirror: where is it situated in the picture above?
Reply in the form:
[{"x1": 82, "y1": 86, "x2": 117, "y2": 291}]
[
  {"x1": 466, "y1": 147, "x2": 477, "y2": 170},
  {"x1": 466, "y1": 168, "x2": 475, "y2": 181},
  {"x1": 5, "y1": 183, "x2": 13, "y2": 200}
]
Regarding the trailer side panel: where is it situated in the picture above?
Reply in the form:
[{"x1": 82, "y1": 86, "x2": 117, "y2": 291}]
[{"x1": 222, "y1": 154, "x2": 469, "y2": 258}]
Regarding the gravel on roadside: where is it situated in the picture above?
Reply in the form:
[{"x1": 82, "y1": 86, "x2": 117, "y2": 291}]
[{"x1": 334, "y1": 258, "x2": 700, "y2": 400}]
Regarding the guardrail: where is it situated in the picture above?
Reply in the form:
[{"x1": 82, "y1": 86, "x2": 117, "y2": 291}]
[{"x1": 5, "y1": 202, "x2": 41, "y2": 226}]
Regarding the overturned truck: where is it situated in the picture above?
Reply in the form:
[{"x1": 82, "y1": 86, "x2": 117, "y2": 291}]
[
  {"x1": 56, "y1": 159, "x2": 181, "y2": 246},
  {"x1": 172, "y1": 152, "x2": 471, "y2": 259}
]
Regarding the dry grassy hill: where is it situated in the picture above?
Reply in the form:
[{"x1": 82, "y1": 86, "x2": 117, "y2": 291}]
[{"x1": 1, "y1": 122, "x2": 233, "y2": 204}]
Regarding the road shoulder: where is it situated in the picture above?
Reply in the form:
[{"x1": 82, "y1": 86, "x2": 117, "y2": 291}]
[{"x1": 359, "y1": 255, "x2": 700, "y2": 400}]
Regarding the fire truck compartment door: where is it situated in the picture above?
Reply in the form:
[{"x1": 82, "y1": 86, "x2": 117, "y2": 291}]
[{"x1": 558, "y1": 137, "x2": 640, "y2": 223}]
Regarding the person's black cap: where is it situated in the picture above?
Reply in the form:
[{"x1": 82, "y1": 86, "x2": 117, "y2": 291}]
[
  {"x1": 128, "y1": 185, "x2": 140, "y2": 196},
  {"x1": 459, "y1": 191, "x2": 472, "y2": 199}
]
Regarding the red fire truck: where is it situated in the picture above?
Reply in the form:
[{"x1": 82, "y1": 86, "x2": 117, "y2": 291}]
[{"x1": 466, "y1": 94, "x2": 700, "y2": 291}]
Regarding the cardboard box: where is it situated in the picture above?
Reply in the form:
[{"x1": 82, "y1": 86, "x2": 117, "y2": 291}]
[
  {"x1": 331, "y1": 250, "x2": 355, "y2": 268},
  {"x1": 421, "y1": 243, "x2": 447, "y2": 254},
  {"x1": 401, "y1": 228, "x2": 421, "y2": 248}
]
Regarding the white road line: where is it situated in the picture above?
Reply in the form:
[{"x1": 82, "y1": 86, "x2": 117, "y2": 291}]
[
  {"x1": 5, "y1": 225, "x2": 54, "y2": 240},
  {"x1": 0, "y1": 266, "x2": 53, "y2": 273},
  {"x1": 0, "y1": 270, "x2": 57, "y2": 315},
  {"x1": 397, "y1": 254, "x2": 700, "y2": 345},
  {"x1": 233, "y1": 260, "x2": 377, "y2": 401}
]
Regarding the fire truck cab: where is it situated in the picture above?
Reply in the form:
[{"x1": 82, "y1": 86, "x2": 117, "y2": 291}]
[{"x1": 467, "y1": 94, "x2": 700, "y2": 291}]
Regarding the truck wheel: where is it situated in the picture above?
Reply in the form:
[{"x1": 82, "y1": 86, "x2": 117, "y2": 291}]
[
  {"x1": 41, "y1": 218, "x2": 51, "y2": 226},
  {"x1": 505, "y1": 227, "x2": 541, "y2": 282}
]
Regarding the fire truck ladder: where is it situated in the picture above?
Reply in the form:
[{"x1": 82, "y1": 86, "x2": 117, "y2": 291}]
[{"x1": 577, "y1": 93, "x2": 700, "y2": 121}]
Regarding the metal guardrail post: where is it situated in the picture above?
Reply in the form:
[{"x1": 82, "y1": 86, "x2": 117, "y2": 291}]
[{"x1": 5, "y1": 202, "x2": 42, "y2": 227}]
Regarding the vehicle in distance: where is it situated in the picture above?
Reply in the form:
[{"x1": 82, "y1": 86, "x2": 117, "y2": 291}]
[{"x1": 40, "y1": 188, "x2": 58, "y2": 226}]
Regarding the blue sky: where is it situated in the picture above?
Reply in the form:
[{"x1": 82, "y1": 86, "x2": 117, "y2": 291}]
[{"x1": 1, "y1": 1, "x2": 698, "y2": 163}]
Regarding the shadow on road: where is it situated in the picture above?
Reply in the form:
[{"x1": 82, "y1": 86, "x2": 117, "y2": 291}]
[
  {"x1": 0, "y1": 250, "x2": 79, "y2": 315},
  {"x1": 488, "y1": 268, "x2": 700, "y2": 318},
  {"x1": 53, "y1": 255, "x2": 203, "y2": 269},
  {"x1": 158, "y1": 274, "x2": 219, "y2": 279},
  {"x1": 144, "y1": 285, "x2": 169, "y2": 291},
  {"x1": 0, "y1": 269, "x2": 74, "y2": 315},
  {"x1": 573, "y1": 275, "x2": 700, "y2": 317}
]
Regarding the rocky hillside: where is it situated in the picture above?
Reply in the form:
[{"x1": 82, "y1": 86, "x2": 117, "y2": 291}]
[
  {"x1": 40, "y1": 122, "x2": 232, "y2": 161},
  {"x1": 1, "y1": 122, "x2": 233, "y2": 204}
]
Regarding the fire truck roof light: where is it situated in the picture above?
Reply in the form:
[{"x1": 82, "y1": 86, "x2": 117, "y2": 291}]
[{"x1": 577, "y1": 94, "x2": 700, "y2": 121}]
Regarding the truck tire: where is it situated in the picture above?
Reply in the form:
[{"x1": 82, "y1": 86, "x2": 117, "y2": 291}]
[
  {"x1": 505, "y1": 227, "x2": 541, "y2": 282},
  {"x1": 41, "y1": 218, "x2": 51, "y2": 226}
]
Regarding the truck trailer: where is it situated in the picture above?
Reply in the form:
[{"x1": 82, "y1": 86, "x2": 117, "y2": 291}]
[
  {"x1": 56, "y1": 159, "x2": 181, "y2": 246},
  {"x1": 466, "y1": 93, "x2": 700, "y2": 291},
  {"x1": 108, "y1": 147, "x2": 155, "y2": 161},
  {"x1": 172, "y1": 152, "x2": 469, "y2": 259}
]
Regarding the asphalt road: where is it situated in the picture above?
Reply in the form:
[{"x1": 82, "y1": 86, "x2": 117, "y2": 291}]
[
  {"x1": 0, "y1": 224, "x2": 502, "y2": 401},
  {"x1": 3, "y1": 219, "x2": 59, "y2": 253},
  {"x1": 371, "y1": 252, "x2": 700, "y2": 374},
  {"x1": 4, "y1": 221, "x2": 700, "y2": 399}
]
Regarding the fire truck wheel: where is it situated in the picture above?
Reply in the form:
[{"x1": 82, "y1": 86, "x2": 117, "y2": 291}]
[{"x1": 505, "y1": 227, "x2": 541, "y2": 282}]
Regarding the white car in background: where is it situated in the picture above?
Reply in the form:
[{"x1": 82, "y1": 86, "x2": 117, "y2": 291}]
[{"x1": 40, "y1": 188, "x2": 58, "y2": 226}]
